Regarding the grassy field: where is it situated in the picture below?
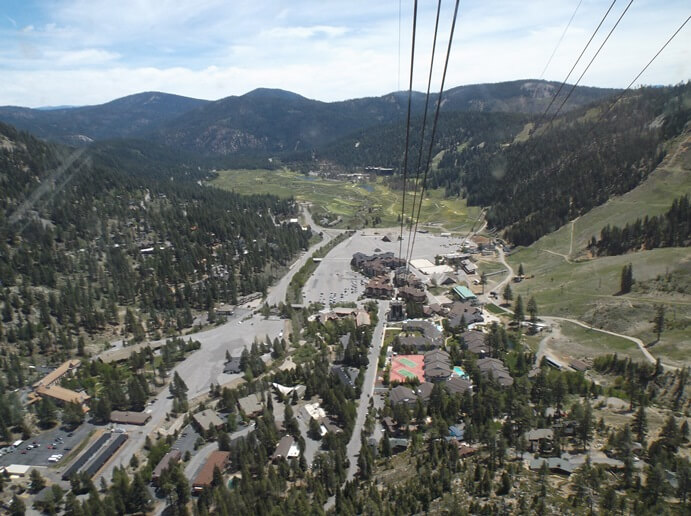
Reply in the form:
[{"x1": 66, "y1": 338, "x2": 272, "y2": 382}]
[
  {"x1": 211, "y1": 168, "x2": 481, "y2": 231},
  {"x1": 556, "y1": 320, "x2": 644, "y2": 360},
  {"x1": 507, "y1": 136, "x2": 691, "y2": 366},
  {"x1": 528, "y1": 133, "x2": 691, "y2": 259}
]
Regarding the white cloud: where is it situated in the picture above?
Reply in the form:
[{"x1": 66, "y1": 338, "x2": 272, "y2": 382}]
[
  {"x1": 0, "y1": 0, "x2": 689, "y2": 106},
  {"x1": 261, "y1": 25, "x2": 350, "y2": 39}
]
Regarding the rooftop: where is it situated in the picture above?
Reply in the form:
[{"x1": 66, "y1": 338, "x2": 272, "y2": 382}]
[
  {"x1": 110, "y1": 411, "x2": 151, "y2": 425},
  {"x1": 193, "y1": 451, "x2": 230, "y2": 488},
  {"x1": 193, "y1": 409, "x2": 225, "y2": 430},
  {"x1": 238, "y1": 393, "x2": 264, "y2": 416},
  {"x1": 32, "y1": 359, "x2": 81, "y2": 389}
]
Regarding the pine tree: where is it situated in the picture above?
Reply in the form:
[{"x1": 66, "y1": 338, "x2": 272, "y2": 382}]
[
  {"x1": 502, "y1": 283, "x2": 513, "y2": 304},
  {"x1": 653, "y1": 305, "x2": 665, "y2": 342},
  {"x1": 513, "y1": 295, "x2": 524, "y2": 324},
  {"x1": 527, "y1": 296, "x2": 538, "y2": 327},
  {"x1": 620, "y1": 264, "x2": 633, "y2": 294},
  {"x1": 30, "y1": 468, "x2": 45, "y2": 493},
  {"x1": 633, "y1": 404, "x2": 647, "y2": 443},
  {"x1": 9, "y1": 494, "x2": 25, "y2": 516}
]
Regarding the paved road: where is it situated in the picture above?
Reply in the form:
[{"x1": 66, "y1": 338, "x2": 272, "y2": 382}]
[
  {"x1": 346, "y1": 302, "x2": 388, "y2": 479},
  {"x1": 325, "y1": 301, "x2": 388, "y2": 511},
  {"x1": 96, "y1": 206, "x2": 341, "y2": 483},
  {"x1": 265, "y1": 205, "x2": 341, "y2": 306},
  {"x1": 491, "y1": 247, "x2": 515, "y2": 300}
]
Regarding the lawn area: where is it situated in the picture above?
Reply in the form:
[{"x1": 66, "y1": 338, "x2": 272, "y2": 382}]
[
  {"x1": 383, "y1": 328, "x2": 402, "y2": 348},
  {"x1": 508, "y1": 247, "x2": 691, "y2": 366},
  {"x1": 485, "y1": 303, "x2": 508, "y2": 315},
  {"x1": 211, "y1": 168, "x2": 481, "y2": 231},
  {"x1": 556, "y1": 321, "x2": 644, "y2": 361}
]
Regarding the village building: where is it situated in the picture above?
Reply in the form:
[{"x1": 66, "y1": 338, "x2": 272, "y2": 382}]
[
  {"x1": 272, "y1": 435, "x2": 300, "y2": 461},
  {"x1": 444, "y1": 377, "x2": 473, "y2": 396},
  {"x1": 402, "y1": 320, "x2": 443, "y2": 347},
  {"x1": 459, "y1": 330, "x2": 488, "y2": 355},
  {"x1": 29, "y1": 360, "x2": 90, "y2": 411},
  {"x1": 237, "y1": 393, "x2": 264, "y2": 418},
  {"x1": 452, "y1": 285, "x2": 478, "y2": 303},
  {"x1": 398, "y1": 285, "x2": 427, "y2": 303},
  {"x1": 193, "y1": 451, "x2": 230, "y2": 492},
  {"x1": 110, "y1": 411, "x2": 151, "y2": 426},
  {"x1": 524, "y1": 428, "x2": 554, "y2": 452},
  {"x1": 460, "y1": 259, "x2": 478, "y2": 275},
  {"x1": 351, "y1": 252, "x2": 405, "y2": 277},
  {"x1": 365, "y1": 276, "x2": 394, "y2": 299},
  {"x1": 448, "y1": 303, "x2": 484, "y2": 330},
  {"x1": 312, "y1": 307, "x2": 371, "y2": 327},
  {"x1": 389, "y1": 385, "x2": 418, "y2": 407},
  {"x1": 152, "y1": 449, "x2": 181, "y2": 485},
  {"x1": 192, "y1": 409, "x2": 225, "y2": 433},
  {"x1": 477, "y1": 357, "x2": 514, "y2": 387}
]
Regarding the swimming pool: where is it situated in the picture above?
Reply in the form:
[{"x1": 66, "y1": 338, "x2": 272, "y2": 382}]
[{"x1": 453, "y1": 366, "x2": 468, "y2": 378}]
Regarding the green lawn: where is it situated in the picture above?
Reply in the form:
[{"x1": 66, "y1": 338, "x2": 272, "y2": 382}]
[
  {"x1": 211, "y1": 168, "x2": 481, "y2": 231},
  {"x1": 557, "y1": 320, "x2": 643, "y2": 361},
  {"x1": 505, "y1": 138, "x2": 691, "y2": 366}
]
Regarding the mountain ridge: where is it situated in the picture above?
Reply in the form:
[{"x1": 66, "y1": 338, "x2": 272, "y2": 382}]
[{"x1": 0, "y1": 80, "x2": 619, "y2": 155}]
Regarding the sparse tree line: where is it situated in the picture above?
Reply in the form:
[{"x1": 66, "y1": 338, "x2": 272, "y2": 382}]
[
  {"x1": 429, "y1": 84, "x2": 691, "y2": 246},
  {"x1": 590, "y1": 194, "x2": 691, "y2": 256}
]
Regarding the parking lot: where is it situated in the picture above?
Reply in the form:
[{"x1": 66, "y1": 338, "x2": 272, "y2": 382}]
[
  {"x1": 303, "y1": 268, "x2": 366, "y2": 306},
  {"x1": 301, "y1": 230, "x2": 469, "y2": 307},
  {"x1": 0, "y1": 422, "x2": 94, "y2": 469}
]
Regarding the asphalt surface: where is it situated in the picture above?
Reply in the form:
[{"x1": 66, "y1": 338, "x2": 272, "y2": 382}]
[
  {"x1": 344, "y1": 301, "x2": 388, "y2": 481},
  {"x1": 0, "y1": 423, "x2": 93, "y2": 472},
  {"x1": 94, "y1": 213, "x2": 478, "y2": 490},
  {"x1": 265, "y1": 206, "x2": 341, "y2": 306}
]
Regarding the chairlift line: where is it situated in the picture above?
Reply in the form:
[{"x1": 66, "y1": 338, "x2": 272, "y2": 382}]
[
  {"x1": 580, "y1": 13, "x2": 691, "y2": 144},
  {"x1": 397, "y1": 0, "x2": 419, "y2": 264},
  {"x1": 547, "y1": 0, "x2": 635, "y2": 125},
  {"x1": 539, "y1": 0, "x2": 584, "y2": 80},
  {"x1": 535, "y1": 0, "x2": 618, "y2": 131},
  {"x1": 405, "y1": 0, "x2": 443, "y2": 270},
  {"x1": 407, "y1": 0, "x2": 461, "y2": 267}
]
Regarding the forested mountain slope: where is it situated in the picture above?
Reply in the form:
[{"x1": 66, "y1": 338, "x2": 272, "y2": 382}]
[
  {"x1": 0, "y1": 92, "x2": 208, "y2": 145},
  {"x1": 293, "y1": 110, "x2": 529, "y2": 172},
  {"x1": 0, "y1": 122, "x2": 309, "y2": 379},
  {"x1": 440, "y1": 79, "x2": 617, "y2": 114},
  {"x1": 431, "y1": 83, "x2": 691, "y2": 246},
  {"x1": 0, "y1": 81, "x2": 616, "y2": 157}
]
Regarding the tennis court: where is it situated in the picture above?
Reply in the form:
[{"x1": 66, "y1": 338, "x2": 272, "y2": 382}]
[
  {"x1": 389, "y1": 355, "x2": 424, "y2": 383},
  {"x1": 399, "y1": 357, "x2": 417, "y2": 368}
]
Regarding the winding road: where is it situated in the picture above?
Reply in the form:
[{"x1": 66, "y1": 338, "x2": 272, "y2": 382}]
[{"x1": 486, "y1": 249, "x2": 667, "y2": 368}]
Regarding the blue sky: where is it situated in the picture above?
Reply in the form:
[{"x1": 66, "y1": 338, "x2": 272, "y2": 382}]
[{"x1": 1, "y1": 0, "x2": 688, "y2": 107}]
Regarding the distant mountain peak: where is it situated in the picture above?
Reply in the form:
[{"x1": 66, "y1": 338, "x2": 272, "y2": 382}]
[{"x1": 242, "y1": 88, "x2": 307, "y2": 100}]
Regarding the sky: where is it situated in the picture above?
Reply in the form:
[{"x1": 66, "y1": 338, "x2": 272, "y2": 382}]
[{"x1": 1, "y1": 0, "x2": 689, "y2": 107}]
